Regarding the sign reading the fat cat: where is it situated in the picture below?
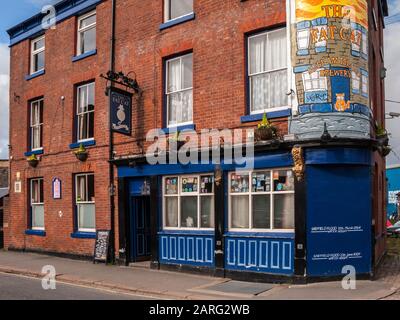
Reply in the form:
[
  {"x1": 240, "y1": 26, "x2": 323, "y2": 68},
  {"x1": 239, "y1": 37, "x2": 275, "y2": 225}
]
[
  {"x1": 110, "y1": 87, "x2": 132, "y2": 136},
  {"x1": 292, "y1": 0, "x2": 369, "y2": 115}
]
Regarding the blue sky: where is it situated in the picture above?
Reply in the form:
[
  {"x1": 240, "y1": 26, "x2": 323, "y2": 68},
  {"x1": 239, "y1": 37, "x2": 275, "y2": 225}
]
[{"x1": 0, "y1": 0, "x2": 399, "y2": 162}]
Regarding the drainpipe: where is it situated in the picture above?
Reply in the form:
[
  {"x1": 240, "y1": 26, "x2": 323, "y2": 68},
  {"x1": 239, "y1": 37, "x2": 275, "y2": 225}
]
[{"x1": 109, "y1": 0, "x2": 117, "y2": 262}]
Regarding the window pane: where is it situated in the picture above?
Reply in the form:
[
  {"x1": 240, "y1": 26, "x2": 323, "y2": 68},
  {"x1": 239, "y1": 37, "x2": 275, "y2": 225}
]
[
  {"x1": 31, "y1": 180, "x2": 39, "y2": 204},
  {"x1": 273, "y1": 170, "x2": 295, "y2": 192},
  {"x1": 78, "y1": 203, "x2": 96, "y2": 230},
  {"x1": 88, "y1": 84, "x2": 95, "y2": 111},
  {"x1": 252, "y1": 195, "x2": 271, "y2": 229},
  {"x1": 169, "y1": 0, "x2": 193, "y2": 20},
  {"x1": 200, "y1": 196, "x2": 214, "y2": 228},
  {"x1": 274, "y1": 194, "x2": 294, "y2": 229},
  {"x1": 34, "y1": 38, "x2": 45, "y2": 51},
  {"x1": 251, "y1": 73, "x2": 270, "y2": 112},
  {"x1": 252, "y1": 172, "x2": 271, "y2": 192},
  {"x1": 270, "y1": 69, "x2": 287, "y2": 108},
  {"x1": 181, "y1": 196, "x2": 198, "y2": 228},
  {"x1": 80, "y1": 14, "x2": 96, "y2": 29},
  {"x1": 230, "y1": 173, "x2": 250, "y2": 193},
  {"x1": 181, "y1": 89, "x2": 193, "y2": 123},
  {"x1": 32, "y1": 127, "x2": 41, "y2": 149},
  {"x1": 34, "y1": 51, "x2": 45, "y2": 72},
  {"x1": 76, "y1": 176, "x2": 86, "y2": 202},
  {"x1": 231, "y1": 195, "x2": 249, "y2": 228},
  {"x1": 249, "y1": 35, "x2": 267, "y2": 74},
  {"x1": 167, "y1": 59, "x2": 181, "y2": 93},
  {"x1": 181, "y1": 176, "x2": 198, "y2": 193},
  {"x1": 200, "y1": 175, "x2": 214, "y2": 194},
  {"x1": 78, "y1": 114, "x2": 88, "y2": 141},
  {"x1": 78, "y1": 86, "x2": 88, "y2": 113},
  {"x1": 80, "y1": 27, "x2": 96, "y2": 54},
  {"x1": 32, "y1": 204, "x2": 44, "y2": 229},
  {"x1": 182, "y1": 54, "x2": 193, "y2": 89},
  {"x1": 165, "y1": 177, "x2": 178, "y2": 194},
  {"x1": 88, "y1": 175, "x2": 95, "y2": 201},
  {"x1": 267, "y1": 28, "x2": 287, "y2": 71},
  {"x1": 165, "y1": 197, "x2": 178, "y2": 227}
]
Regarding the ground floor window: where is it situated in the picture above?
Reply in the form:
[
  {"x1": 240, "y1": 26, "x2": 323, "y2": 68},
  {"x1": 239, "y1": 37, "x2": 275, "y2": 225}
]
[
  {"x1": 30, "y1": 178, "x2": 44, "y2": 230},
  {"x1": 163, "y1": 175, "x2": 215, "y2": 229},
  {"x1": 75, "y1": 173, "x2": 96, "y2": 232},
  {"x1": 229, "y1": 169, "x2": 295, "y2": 231}
]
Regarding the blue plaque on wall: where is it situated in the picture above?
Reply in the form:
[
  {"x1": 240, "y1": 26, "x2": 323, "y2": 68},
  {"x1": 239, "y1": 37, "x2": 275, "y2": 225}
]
[{"x1": 110, "y1": 87, "x2": 132, "y2": 136}]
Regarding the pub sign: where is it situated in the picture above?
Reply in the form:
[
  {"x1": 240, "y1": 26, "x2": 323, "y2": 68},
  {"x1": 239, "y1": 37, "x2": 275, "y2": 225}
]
[{"x1": 110, "y1": 87, "x2": 132, "y2": 136}]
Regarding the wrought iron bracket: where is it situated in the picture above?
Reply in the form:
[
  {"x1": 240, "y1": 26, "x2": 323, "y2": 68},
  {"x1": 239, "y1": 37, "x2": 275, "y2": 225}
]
[{"x1": 100, "y1": 70, "x2": 141, "y2": 94}]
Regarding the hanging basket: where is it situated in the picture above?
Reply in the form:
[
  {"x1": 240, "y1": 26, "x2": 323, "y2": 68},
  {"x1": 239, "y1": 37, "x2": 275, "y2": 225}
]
[
  {"x1": 255, "y1": 127, "x2": 276, "y2": 141},
  {"x1": 28, "y1": 159, "x2": 39, "y2": 168},
  {"x1": 75, "y1": 151, "x2": 89, "y2": 162}
]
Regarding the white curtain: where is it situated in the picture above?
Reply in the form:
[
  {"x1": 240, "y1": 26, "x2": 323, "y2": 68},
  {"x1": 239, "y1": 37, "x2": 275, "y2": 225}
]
[
  {"x1": 250, "y1": 29, "x2": 287, "y2": 112},
  {"x1": 231, "y1": 195, "x2": 249, "y2": 228}
]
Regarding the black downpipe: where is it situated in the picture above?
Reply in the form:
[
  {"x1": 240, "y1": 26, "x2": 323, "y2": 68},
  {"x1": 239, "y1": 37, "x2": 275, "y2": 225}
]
[{"x1": 109, "y1": 0, "x2": 117, "y2": 262}]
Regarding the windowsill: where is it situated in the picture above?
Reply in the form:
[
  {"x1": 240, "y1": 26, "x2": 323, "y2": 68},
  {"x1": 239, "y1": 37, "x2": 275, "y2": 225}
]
[
  {"x1": 25, "y1": 70, "x2": 45, "y2": 81},
  {"x1": 25, "y1": 229, "x2": 46, "y2": 237},
  {"x1": 69, "y1": 139, "x2": 96, "y2": 149},
  {"x1": 160, "y1": 13, "x2": 195, "y2": 31},
  {"x1": 161, "y1": 124, "x2": 196, "y2": 134},
  {"x1": 24, "y1": 149, "x2": 44, "y2": 157},
  {"x1": 241, "y1": 108, "x2": 292, "y2": 123},
  {"x1": 72, "y1": 49, "x2": 97, "y2": 62},
  {"x1": 71, "y1": 231, "x2": 96, "y2": 239}
]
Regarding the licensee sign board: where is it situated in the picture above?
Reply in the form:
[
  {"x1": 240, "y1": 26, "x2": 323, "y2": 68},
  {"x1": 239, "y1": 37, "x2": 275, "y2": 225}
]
[
  {"x1": 110, "y1": 87, "x2": 132, "y2": 136},
  {"x1": 93, "y1": 230, "x2": 111, "y2": 263}
]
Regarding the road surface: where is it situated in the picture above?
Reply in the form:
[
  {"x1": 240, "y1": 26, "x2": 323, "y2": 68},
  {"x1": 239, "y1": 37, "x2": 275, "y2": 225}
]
[{"x1": 0, "y1": 272, "x2": 156, "y2": 300}]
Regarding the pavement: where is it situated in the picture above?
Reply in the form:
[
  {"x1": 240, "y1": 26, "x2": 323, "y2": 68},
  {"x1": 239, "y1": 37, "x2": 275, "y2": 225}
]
[{"x1": 0, "y1": 250, "x2": 399, "y2": 300}]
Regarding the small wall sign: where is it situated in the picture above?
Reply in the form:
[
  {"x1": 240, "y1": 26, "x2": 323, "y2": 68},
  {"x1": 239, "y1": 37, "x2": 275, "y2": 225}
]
[
  {"x1": 52, "y1": 178, "x2": 62, "y2": 199},
  {"x1": 14, "y1": 181, "x2": 21, "y2": 193}
]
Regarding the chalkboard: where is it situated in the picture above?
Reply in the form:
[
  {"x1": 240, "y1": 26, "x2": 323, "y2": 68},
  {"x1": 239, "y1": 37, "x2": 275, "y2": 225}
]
[{"x1": 93, "y1": 230, "x2": 111, "y2": 263}]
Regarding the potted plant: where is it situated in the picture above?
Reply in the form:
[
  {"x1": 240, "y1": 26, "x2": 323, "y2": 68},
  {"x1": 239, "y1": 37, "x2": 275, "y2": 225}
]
[
  {"x1": 74, "y1": 144, "x2": 89, "y2": 162},
  {"x1": 255, "y1": 113, "x2": 277, "y2": 141},
  {"x1": 27, "y1": 154, "x2": 39, "y2": 168},
  {"x1": 376, "y1": 125, "x2": 389, "y2": 146},
  {"x1": 168, "y1": 131, "x2": 186, "y2": 151}
]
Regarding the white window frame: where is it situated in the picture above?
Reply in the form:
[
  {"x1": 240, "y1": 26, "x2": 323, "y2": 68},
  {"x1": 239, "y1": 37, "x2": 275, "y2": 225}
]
[
  {"x1": 302, "y1": 69, "x2": 327, "y2": 92},
  {"x1": 164, "y1": 0, "x2": 194, "y2": 23},
  {"x1": 228, "y1": 169, "x2": 295, "y2": 233},
  {"x1": 166, "y1": 53, "x2": 193, "y2": 128},
  {"x1": 76, "y1": 82, "x2": 95, "y2": 143},
  {"x1": 75, "y1": 173, "x2": 96, "y2": 233},
  {"x1": 351, "y1": 30, "x2": 362, "y2": 53},
  {"x1": 30, "y1": 35, "x2": 45, "y2": 74},
  {"x1": 352, "y1": 71, "x2": 360, "y2": 93},
  {"x1": 30, "y1": 98, "x2": 43, "y2": 151},
  {"x1": 163, "y1": 174, "x2": 214, "y2": 231},
  {"x1": 361, "y1": 73, "x2": 368, "y2": 97},
  {"x1": 297, "y1": 29, "x2": 310, "y2": 50},
  {"x1": 248, "y1": 28, "x2": 289, "y2": 115},
  {"x1": 77, "y1": 10, "x2": 96, "y2": 56},
  {"x1": 361, "y1": 32, "x2": 368, "y2": 56},
  {"x1": 314, "y1": 25, "x2": 328, "y2": 48},
  {"x1": 30, "y1": 178, "x2": 44, "y2": 231}
]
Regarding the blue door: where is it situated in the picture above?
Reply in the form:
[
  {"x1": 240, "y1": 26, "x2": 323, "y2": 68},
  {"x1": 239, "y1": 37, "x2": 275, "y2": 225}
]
[{"x1": 130, "y1": 196, "x2": 151, "y2": 262}]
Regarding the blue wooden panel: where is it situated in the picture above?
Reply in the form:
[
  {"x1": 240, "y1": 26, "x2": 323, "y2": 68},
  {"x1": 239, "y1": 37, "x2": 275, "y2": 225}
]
[
  {"x1": 159, "y1": 232, "x2": 215, "y2": 267},
  {"x1": 225, "y1": 235, "x2": 294, "y2": 275}
]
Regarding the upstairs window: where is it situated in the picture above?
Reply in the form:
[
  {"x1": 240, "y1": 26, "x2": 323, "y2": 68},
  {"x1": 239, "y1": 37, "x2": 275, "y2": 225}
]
[
  {"x1": 166, "y1": 53, "x2": 193, "y2": 127},
  {"x1": 75, "y1": 173, "x2": 96, "y2": 232},
  {"x1": 30, "y1": 98, "x2": 44, "y2": 151},
  {"x1": 76, "y1": 82, "x2": 95, "y2": 142},
  {"x1": 30, "y1": 36, "x2": 45, "y2": 74},
  {"x1": 248, "y1": 28, "x2": 288, "y2": 114},
  {"x1": 77, "y1": 11, "x2": 96, "y2": 55},
  {"x1": 30, "y1": 178, "x2": 44, "y2": 231},
  {"x1": 165, "y1": 0, "x2": 193, "y2": 22}
]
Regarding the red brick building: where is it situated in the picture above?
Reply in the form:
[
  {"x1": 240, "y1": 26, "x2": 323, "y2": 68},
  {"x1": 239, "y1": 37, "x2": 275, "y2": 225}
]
[{"x1": 6, "y1": 0, "x2": 389, "y2": 282}]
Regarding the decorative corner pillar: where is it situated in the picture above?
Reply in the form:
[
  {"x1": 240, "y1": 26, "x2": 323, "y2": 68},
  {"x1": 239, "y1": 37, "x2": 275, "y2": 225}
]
[{"x1": 292, "y1": 146, "x2": 305, "y2": 182}]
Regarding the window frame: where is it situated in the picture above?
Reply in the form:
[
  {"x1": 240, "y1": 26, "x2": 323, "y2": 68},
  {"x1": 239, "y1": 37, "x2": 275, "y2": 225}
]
[
  {"x1": 164, "y1": 0, "x2": 194, "y2": 23},
  {"x1": 29, "y1": 98, "x2": 44, "y2": 151},
  {"x1": 77, "y1": 10, "x2": 97, "y2": 56},
  {"x1": 30, "y1": 35, "x2": 45, "y2": 75},
  {"x1": 76, "y1": 82, "x2": 95, "y2": 143},
  {"x1": 75, "y1": 173, "x2": 96, "y2": 233},
  {"x1": 302, "y1": 69, "x2": 327, "y2": 92},
  {"x1": 165, "y1": 53, "x2": 194, "y2": 128},
  {"x1": 247, "y1": 28, "x2": 289, "y2": 115},
  {"x1": 228, "y1": 169, "x2": 295, "y2": 233},
  {"x1": 30, "y1": 178, "x2": 44, "y2": 231},
  {"x1": 162, "y1": 174, "x2": 215, "y2": 231}
]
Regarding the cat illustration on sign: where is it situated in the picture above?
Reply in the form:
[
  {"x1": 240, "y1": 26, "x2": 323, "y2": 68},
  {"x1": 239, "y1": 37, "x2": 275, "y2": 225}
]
[{"x1": 334, "y1": 93, "x2": 351, "y2": 112}]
